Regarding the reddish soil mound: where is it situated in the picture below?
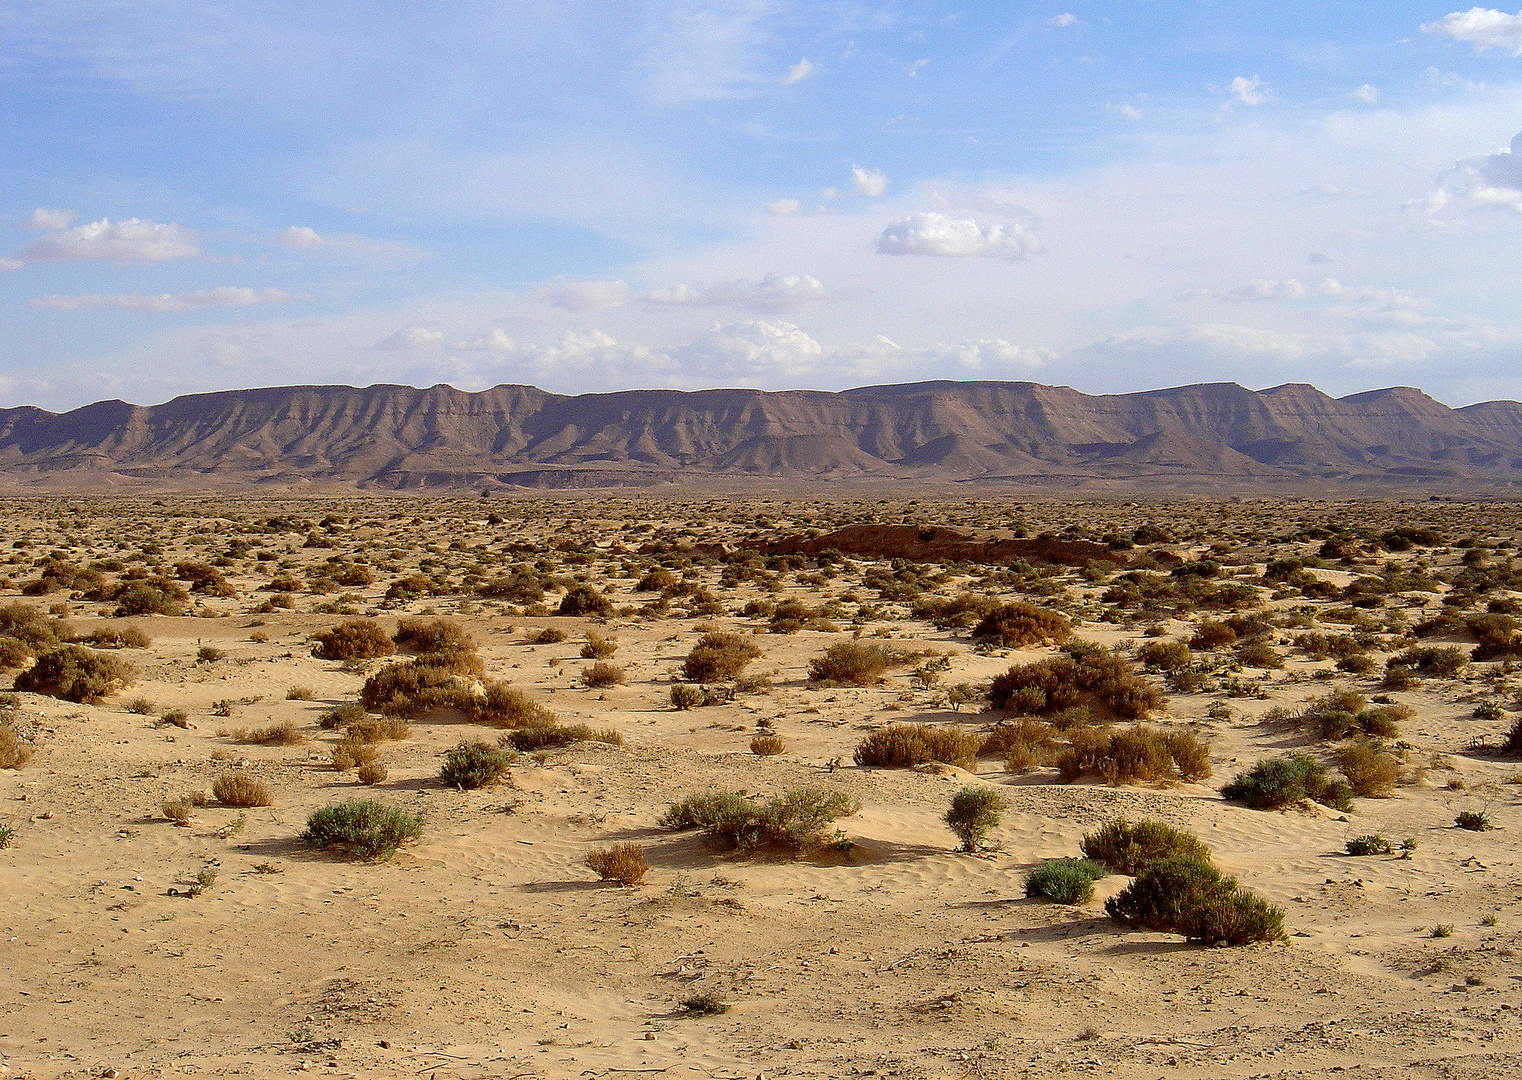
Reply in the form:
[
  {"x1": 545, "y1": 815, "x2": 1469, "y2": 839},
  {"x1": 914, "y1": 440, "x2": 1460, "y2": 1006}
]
[{"x1": 743, "y1": 524, "x2": 1124, "y2": 567}]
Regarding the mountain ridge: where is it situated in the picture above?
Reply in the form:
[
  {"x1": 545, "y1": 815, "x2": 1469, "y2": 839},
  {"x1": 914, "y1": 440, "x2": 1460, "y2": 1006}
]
[{"x1": 2, "y1": 379, "x2": 1520, "y2": 492}]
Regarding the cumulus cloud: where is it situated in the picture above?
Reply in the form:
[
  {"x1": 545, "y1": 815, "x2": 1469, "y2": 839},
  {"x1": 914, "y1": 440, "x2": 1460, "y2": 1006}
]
[
  {"x1": 374, "y1": 326, "x2": 444, "y2": 350},
  {"x1": 876, "y1": 213, "x2": 1040, "y2": 258},
  {"x1": 1419, "y1": 131, "x2": 1522, "y2": 215},
  {"x1": 28, "y1": 287, "x2": 303, "y2": 312},
  {"x1": 280, "y1": 226, "x2": 324, "y2": 248},
  {"x1": 540, "y1": 280, "x2": 630, "y2": 311},
  {"x1": 851, "y1": 165, "x2": 887, "y2": 197},
  {"x1": 1423, "y1": 8, "x2": 1522, "y2": 55},
  {"x1": 21, "y1": 208, "x2": 75, "y2": 230},
  {"x1": 451, "y1": 328, "x2": 517, "y2": 353},
  {"x1": 1228, "y1": 76, "x2": 1270, "y2": 106},
  {"x1": 764, "y1": 198, "x2": 802, "y2": 214},
  {"x1": 781, "y1": 58, "x2": 815, "y2": 85},
  {"x1": 643, "y1": 273, "x2": 827, "y2": 310},
  {"x1": 672, "y1": 320, "x2": 824, "y2": 378},
  {"x1": 14, "y1": 218, "x2": 198, "y2": 263}
]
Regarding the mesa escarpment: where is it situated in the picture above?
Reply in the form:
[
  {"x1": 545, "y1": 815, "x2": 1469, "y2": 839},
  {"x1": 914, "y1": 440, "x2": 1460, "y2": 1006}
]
[{"x1": 2, "y1": 379, "x2": 1521, "y2": 490}]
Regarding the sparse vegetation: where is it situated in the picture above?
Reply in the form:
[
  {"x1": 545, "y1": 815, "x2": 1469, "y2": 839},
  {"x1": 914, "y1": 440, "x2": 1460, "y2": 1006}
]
[
  {"x1": 1222, "y1": 754, "x2": 1354, "y2": 811},
  {"x1": 853, "y1": 723, "x2": 979, "y2": 769},
  {"x1": 301, "y1": 799, "x2": 423, "y2": 860},
  {"x1": 944, "y1": 786, "x2": 1008, "y2": 851},
  {"x1": 585, "y1": 843, "x2": 649, "y2": 885},
  {"x1": 658, "y1": 787, "x2": 860, "y2": 854},
  {"x1": 1080, "y1": 820, "x2": 1211, "y2": 875},
  {"x1": 14, "y1": 644, "x2": 134, "y2": 702},
  {"x1": 212, "y1": 772, "x2": 272, "y2": 807},
  {"x1": 1024, "y1": 858, "x2": 1107, "y2": 903},
  {"x1": 1105, "y1": 855, "x2": 1286, "y2": 945},
  {"x1": 440, "y1": 742, "x2": 516, "y2": 789},
  {"x1": 808, "y1": 641, "x2": 906, "y2": 685}
]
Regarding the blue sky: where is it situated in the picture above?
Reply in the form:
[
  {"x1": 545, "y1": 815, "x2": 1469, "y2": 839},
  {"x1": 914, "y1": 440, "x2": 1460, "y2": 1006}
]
[{"x1": 5, "y1": 2, "x2": 1522, "y2": 409}]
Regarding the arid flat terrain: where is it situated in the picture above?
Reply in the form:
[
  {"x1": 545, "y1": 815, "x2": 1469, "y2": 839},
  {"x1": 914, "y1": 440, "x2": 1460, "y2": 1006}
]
[{"x1": 2, "y1": 495, "x2": 1520, "y2": 1080}]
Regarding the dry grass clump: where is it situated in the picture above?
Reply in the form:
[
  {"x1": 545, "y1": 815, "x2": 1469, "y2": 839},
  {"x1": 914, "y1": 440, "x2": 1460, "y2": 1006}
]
[
  {"x1": 393, "y1": 617, "x2": 476, "y2": 656},
  {"x1": 310, "y1": 619, "x2": 396, "y2": 661},
  {"x1": 1189, "y1": 620, "x2": 1238, "y2": 650},
  {"x1": 1055, "y1": 725, "x2": 1211, "y2": 786},
  {"x1": 808, "y1": 641, "x2": 907, "y2": 686},
  {"x1": 499, "y1": 722, "x2": 623, "y2": 751},
  {"x1": 77, "y1": 625, "x2": 151, "y2": 649},
  {"x1": 580, "y1": 631, "x2": 618, "y2": 659},
  {"x1": 439, "y1": 742, "x2": 515, "y2": 789},
  {"x1": 228, "y1": 720, "x2": 306, "y2": 745},
  {"x1": 466, "y1": 681, "x2": 559, "y2": 727},
  {"x1": 0, "y1": 722, "x2": 34, "y2": 769},
  {"x1": 969, "y1": 602, "x2": 1072, "y2": 647},
  {"x1": 980, "y1": 718, "x2": 1063, "y2": 774},
  {"x1": 14, "y1": 644, "x2": 134, "y2": 703},
  {"x1": 669, "y1": 683, "x2": 705, "y2": 710},
  {"x1": 1081, "y1": 819, "x2": 1211, "y2": 875},
  {"x1": 356, "y1": 760, "x2": 388, "y2": 784},
  {"x1": 658, "y1": 787, "x2": 859, "y2": 854},
  {"x1": 581, "y1": 661, "x2": 626, "y2": 687},
  {"x1": 988, "y1": 641, "x2": 1164, "y2": 720},
  {"x1": 318, "y1": 702, "x2": 369, "y2": 729},
  {"x1": 212, "y1": 772, "x2": 272, "y2": 807},
  {"x1": 853, "y1": 723, "x2": 978, "y2": 769},
  {"x1": 161, "y1": 797, "x2": 195, "y2": 825},
  {"x1": 750, "y1": 734, "x2": 786, "y2": 755},
  {"x1": 1106, "y1": 855, "x2": 1285, "y2": 945},
  {"x1": 585, "y1": 842, "x2": 649, "y2": 885},
  {"x1": 534, "y1": 627, "x2": 567, "y2": 645},
  {"x1": 331, "y1": 736, "x2": 381, "y2": 772},
  {"x1": 301, "y1": 799, "x2": 422, "y2": 860},
  {"x1": 1335, "y1": 738, "x2": 1401, "y2": 797},
  {"x1": 680, "y1": 632, "x2": 762, "y2": 683}
]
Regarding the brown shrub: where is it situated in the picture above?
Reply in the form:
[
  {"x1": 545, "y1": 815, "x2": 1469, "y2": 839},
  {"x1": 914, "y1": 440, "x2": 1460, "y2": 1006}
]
[
  {"x1": 988, "y1": 641, "x2": 1164, "y2": 720},
  {"x1": 1335, "y1": 738, "x2": 1401, "y2": 797},
  {"x1": 465, "y1": 681, "x2": 559, "y2": 727},
  {"x1": 331, "y1": 736, "x2": 381, "y2": 772},
  {"x1": 808, "y1": 641, "x2": 907, "y2": 686},
  {"x1": 581, "y1": 631, "x2": 618, "y2": 659},
  {"x1": 393, "y1": 617, "x2": 476, "y2": 656},
  {"x1": 212, "y1": 772, "x2": 273, "y2": 807},
  {"x1": 359, "y1": 660, "x2": 470, "y2": 717},
  {"x1": 0, "y1": 723, "x2": 34, "y2": 769},
  {"x1": 969, "y1": 602, "x2": 1072, "y2": 647},
  {"x1": 161, "y1": 798, "x2": 193, "y2": 825},
  {"x1": 585, "y1": 842, "x2": 649, "y2": 885},
  {"x1": 980, "y1": 718, "x2": 1061, "y2": 774},
  {"x1": 750, "y1": 734, "x2": 786, "y2": 756},
  {"x1": 229, "y1": 720, "x2": 306, "y2": 746},
  {"x1": 854, "y1": 723, "x2": 979, "y2": 769},
  {"x1": 680, "y1": 632, "x2": 762, "y2": 683},
  {"x1": 1137, "y1": 639, "x2": 1192, "y2": 672},
  {"x1": 581, "y1": 661, "x2": 626, "y2": 687},
  {"x1": 14, "y1": 644, "x2": 134, "y2": 703},
  {"x1": 1055, "y1": 724, "x2": 1211, "y2": 786},
  {"x1": 311, "y1": 619, "x2": 396, "y2": 661},
  {"x1": 356, "y1": 760, "x2": 389, "y2": 785},
  {"x1": 1189, "y1": 620, "x2": 1238, "y2": 650},
  {"x1": 499, "y1": 722, "x2": 623, "y2": 751}
]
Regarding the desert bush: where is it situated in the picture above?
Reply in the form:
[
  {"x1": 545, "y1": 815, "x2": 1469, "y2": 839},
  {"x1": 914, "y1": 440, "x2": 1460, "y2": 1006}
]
[
  {"x1": 1105, "y1": 854, "x2": 1285, "y2": 945},
  {"x1": 330, "y1": 736, "x2": 380, "y2": 772},
  {"x1": 311, "y1": 619, "x2": 396, "y2": 661},
  {"x1": 581, "y1": 661, "x2": 626, "y2": 688},
  {"x1": 750, "y1": 734, "x2": 786, "y2": 755},
  {"x1": 342, "y1": 716, "x2": 411, "y2": 743},
  {"x1": 680, "y1": 632, "x2": 762, "y2": 683},
  {"x1": 1502, "y1": 716, "x2": 1522, "y2": 756},
  {"x1": 1455, "y1": 809, "x2": 1493, "y2": 831},
  {"x1": 1386, "y1": 646, "x2": 1467, "y2": 679},
  {"x1": 1345, "y1": 834, "x2": 1393, "y2": 856},
  {"x1": 356, "y1": 760, "x2": 388, "y2": 785},
  {"x1": 110, "y1": 580, "x2": 188, "y2": 617},
  {"x1": 301, "y1": 799, "x2": 423, "y2": 860},
  {"x1": 463, "y1": 680, "x2": 556, "y2": 728},
  {"x1": 318, "y1": 702, "x2": 369, "y2": 730},
  {"x1": 853, "y1": 723, "x2": 979, "y2": 770},
  {"x1": 359, "y1": 660, "x2": 468, "y2": 717},
  {"x1": 498, "y1": 722, "x2": 622, "y2": 751},
  {"x1": 945, "y1": 786, "x2": 1008, "y2": 851},
  {"x1": 1222, "y1": 754, "x2": 1353, "y2": 811},
  {"x1": 1189, "y1": 620, "x2": 1238, "y2": 650},
  {"x1": 0, "y1": 603, "x2": 65, "y2": 654},
  {"x1": 808, "y1": 641, "x2": 906, "y2": 686},
  {"x1": 1055, "y1": 725, "x2": 1211, "y2": 786},
  {"x1": 969, "y1": 602, "x2": 1072, "y2": 647},
  {"x1": 0, "y1": 723, "x2": 34, "y2": 769},
  {"x1": 1137, "y1": 639, "x2": 1192, "y2": 672},
  {"x1": 78, "y1": 625, "x2": 151, "y2": 649},
  {"x1": 534, "y1": 627, "x2": 567, "y2": 644},
  {"x1": 1080, "y1": 819, "x2": 1211, "y2": 875},
  {"x1": 439, "y1": 742, "x2": 515, "y2": 789},
  {"x1": 585, "y1": 843, "x2": 649, "y2": 885},
  {"x1": 988, "y1": 641, "x2": 1164, "y2": 720},
  {"x1": 124, "y1": 695, "x2": 155, "y2": 714},
  {"x1": 162, "y1": 798, "x2": 194, "y2": 825},
  {"x1": 557, "y1": 584, "x2": 613, "y2": 617},
  {"x1": 1235, "y1": 639, "x2": 1284, "y2": 669},
  {"x1": 581, "y1": 631, "x2": 618, "y2": 659},
  {"x1": 212, "y1": 772, "x2": 273, "y2": 807},
  {"x1": 229, "y1": 720, "x2": 306, "y2": 745},
  {"x1": 658, "y1": 787, "x2": 859, "y2": 854},
  {"x1": 980, "y1": 718, "x2": 1061, "y2": 774},
  {"x1": 669, "y1": 683, "x2": 705, "y2": 710},
  {"x1": 393, "y1": 617, "x2": 476, "y2": 657},
  {"x1": 1335, "y1": 738, "x2": 1401, "y2": 797},
  {"x1": 14, "y1": 644, "x2": 134, "y2": 703},
  {"x1": 285, "y1": 684, "x2": 314, "y2": 701},
  {"x1": 1024, "y1": 858, "x2": 1107, "y2": 903},
  {"x1": 680, "y1": 991, "x2": 729, "y2": 1016}
]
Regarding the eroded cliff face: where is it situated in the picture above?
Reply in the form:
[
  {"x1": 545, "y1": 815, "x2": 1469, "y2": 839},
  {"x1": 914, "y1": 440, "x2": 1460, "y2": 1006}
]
[{"x1": 0, "y1": 378, "x2": 1518, "y2": 490}]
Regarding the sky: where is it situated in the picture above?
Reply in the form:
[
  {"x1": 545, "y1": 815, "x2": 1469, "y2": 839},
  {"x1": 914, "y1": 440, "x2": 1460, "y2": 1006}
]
[{"x1": 5, "y1": 2, "x2": 1522, "y2": 410}]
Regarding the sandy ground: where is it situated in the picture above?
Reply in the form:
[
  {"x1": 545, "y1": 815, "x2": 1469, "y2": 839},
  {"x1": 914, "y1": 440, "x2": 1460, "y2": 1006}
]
[{"x1": 1, "y1": 496, "x2": 1520, "y2": 1080}]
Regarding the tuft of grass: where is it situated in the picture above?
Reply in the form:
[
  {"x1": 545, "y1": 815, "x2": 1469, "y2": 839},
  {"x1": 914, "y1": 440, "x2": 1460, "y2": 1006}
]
[
  {"x1": 658, "y1": 787, "x2": 859, "y2": 855},
  {"x1": 1455, "y1": 809, "x2": 1494, "y2": 831},
  {"x1": 228, "y1": 720, "x2": 306, "y2": 746},
  {"x1": 1345, "y1": 834, "x2": 1392, "y2": 856},
  {"x1": 0, "y1": 723, "x2": 34, "y2": 769},
  {"x1": 680, "y1": 991, "x2": 728, "y2": 1017},
  {"x1": 1024, "y1": 858, "x2": 1108, "y2": 903},
  {"x1": 0, "y1": 821, "x2": 14, "y2": 848},
  {"x1": 581, "y1": 661, "x2": 626, "y2": 688},
  {"x1": 585, "y1": 842, "x2": 649, "y2": 885},
  {"x1": 750, "y1": 733, "x2": 786, "y2": 756},
  {"x1": 285, "y1": 685, "x2": 315, "y2": 701},
  {"x1": 211, "y1": 772, "x2": 272, "y2": 807},
  {"x1": 301, "y1": 799, "x2": 423, "y2": 860}
]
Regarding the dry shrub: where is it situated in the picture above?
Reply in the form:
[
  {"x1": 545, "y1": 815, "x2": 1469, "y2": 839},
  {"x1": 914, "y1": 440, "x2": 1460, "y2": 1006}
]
[
  {"x1": 534, "y1": 627, "x2": 567, "y2": 645},
  {"x1": 558, "y1": 584, "x2": 613, "y2": 617},
  {"x1": 467, "y1": 681, "x2": 559, "y2": 727},
  {"x1": 343, "y1": 716, "x2": 411, "y2": 743},
  {"x1": 393, "y1": 617, "x2": 476, "y2": 656},
  {"x1": 669, "y1": 683, "x2": 705, "y2": 710},
  {"x1": 585, "y1": 842, "x2": 649, "y2": 885},
  {"x1": 318, "y1": 702, "x2": 369, "y2": 729},
  {"x1": 581, "y1": 661, "x2": 626, "y2": 687},
  {"x1": 0, "y1": 602, "x2": 65, "y2": 653},
  {"x1": 988, "y1": 641, "x2": 1164, "y2": 721},
  {"x1": 331, "y1": 737, "x2": 381, "y2": 772},
  {"x1": 212, "y1": 772, "x2": 272, "y2": 807},
  {"x1": 14, "y1": 644, "x2": 134, "y2": 703},
  {"x1": 979, "y1": 718, "x2": 1061, "y2": 774},
  {"x1": 230, "y1": 720, "x2": 305, "y2": 746},
  {"x1": 1137, "y1": 639, "x2": 1192, "y2": 672},
  {"x1": 499, "y1": 722, "x2": 623, "y2": 751},
  {"x1": 680, "y1": 632, "x2": 762, "y2": 683},
  {"x1": 1335, "y1": 738, "x2": 1401, "y2": 797},
  {"x1": 162, "y1": 798, "x2": 194, "y2": 825},
  {"x1": 356, "y1": 760, "x2": 389, "y2": 785},
  {"x1": 285, "y1": 684, "x2": 314, "y2": 701},
  {"x1": 359, "y1": 660, "x2": 470, "y2": 717},
  {"x1": 580, "y1": 631, "x2": 618, "y2": 659},
  {"x1": 439, "y1": 742, "x2": 515, "y2": 789},
  {"x1": 969, "y1": 602, "x2": 1072, "y2": 647},
  {"x1": 311, "y1": 619, "x2": 396, "y2": 661},
  {"x1": 0, "y1": 723, "x2": 34, "y2": 769},
  {"x1": 750, "y1": 734, "x2": 786, "y2": 755},
  {"x1": 808, "y1": 641, "x2": 906, "y2": 686},
  {"x1": 1386, "y1": 645, "x2": 1467, "y2": 679},
  {"x1": 78, "y1": 625, "x2": 151, "y2": 649},
  {"x1": 1189, "y1": 620, "x2": 1238, "y2": 650},
  {"x1": 853, "y1": 723, "x2": 978, "y2": 770},
  {"x1": 658, "y1": 787, "x2": 859, "y2": 854},
  {"x1": 1055, "y1": 725, "x2": 1211, "y2": 786},
  {"x1": 1081, "y1": 819, "x2": 1211, "y2": 875}
]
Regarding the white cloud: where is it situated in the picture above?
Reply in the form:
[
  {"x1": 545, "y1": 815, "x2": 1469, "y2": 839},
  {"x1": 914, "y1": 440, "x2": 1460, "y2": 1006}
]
[
  {"x1": 280, "y1": 226, "x2": 324, "y2": 248},
  {"x1": 634, "y1": 0, "x2": 782, "y2": 105},
  {"x1": 540, "y1": 280, "x2": 631, "y2": 311},
  {"x1": 876, "y1": 212, "x2": 1040, "y2": 258},
  {"x1": 21, "y1": 208, "x2": 75, "y2": 230},
  {"x1": 0, "y1": 258, "x2": 21, "y2": 272},
  {"x1": 1423, "y1": 8, "x2": 1522, "y2": 56},
  {"x1": 1111, "y1": 103, "x2": 1144, "y2": 120},
  {"x1": 279, "y1": 225, "x2": 411, "y2": 256},
  {"x1": 1228, "y1": 76, "x2": 1270, "y2": 107},
  {"x1": 1420, "y1": 131, "x2": 1522, "y2": 215},
  {"x1": 1351, "y1": 84, "x2": 1380, "y2": 104},
  {"x1": 781, "y1": 57, "x2": 815, "y2": 85},
  {"x1": 13, "y1": 218, "x2": 197, "y2": 263},
  {"x1": 764, "y1": 198, "x2": 802, "y2": 214},
  {"x1": 1048, "y1": 13, "x2": 1079, "y2": 28},
  {"x1": 643, "y1": 273, "x2": 826, "y2": 309},
  {"x1": 851, "y1": 165, "x2": 887, "y2": 197},
  {"x1": 28, "y1": 287, "x2": 304, "y2": 312},
  {"x1": 451, "y1": 328, "x2": 517, "y2": 353},
  {"x1": 1180, "y1": 279, "x2": 1307, "y2": 301},
  {"x1": 374, "y1": 327, "x2": 444, "y2": 350},
  {"x1": 673, "y1": 320, "x2": 824, "y2": 378}
]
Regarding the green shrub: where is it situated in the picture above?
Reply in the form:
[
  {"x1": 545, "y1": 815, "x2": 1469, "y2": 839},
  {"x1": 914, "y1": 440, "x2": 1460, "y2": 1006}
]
[
  {"x1": 945, "y1": 786, "x2": 1008, "y2": 851},
  {"x1": 557, "y1": 584, "x2": 612, "y2": 617},
  {"x1": 1055, "y1": 724, "x2": 1211, "y2": 786},
  {"x1": 969, "y1": 602, "x2": 1072, "y2": 647},
  {"x1": 1105, "y1": 855, "x2": 1285, "y2": 945},
  {"x1": 311, "y1": 619, "x2": 396, "y2": 661},
  {"x1": 658, "y1": 787, "x2": 859, "y2": 854},
  {"x1": 1222, "y1": 754, "x2": 1353, "y2": 811},
  {"x1": 680, "y1": 632, "x2": 762, "y2": 683},
  {"x1": 1345, "y1": 834, "x2": 1392, "y2": 856},
  {"x1": 0, "y1": 822, "x2": 13, "y2": 848},
  {"x1": 1080, "y1": 819, "x2": 1211, "y2": 874},
  {"x1": 14, "y1": 644, "x2": 134, "y2": 702},
  {"x1": 853, "y1": 723, "x2": 979, "y2": 770},
  {"x1": 988, "y1": 641, "x2": 1164, "y2": 720},
  {"x1": 467, "y1": 680, "x2": 558, "y2": 727},
  {"x1": 1024, "y1": 858, "x2": 1107, "y2": 903},
  {"x1": 110, "y1": 580, "x2": 188, "y2": 617},
  {"x1": 439, "y1": 742, "x2": 515, "y2": 789},
  {"x1": 1386, "y1": 646, "x2": 1467, "y2": 679},
  {"x1": 301, "y1": 799, "x2": 423, "y2": 860},
  {"x1": 1455, "y1": 810, "x2": 1493, "y2": 831},
  {"x1": 318, "y1": 702, "x2": 370, "y2": 730},
  {"x1": 808, "y1": 641, "x2": 906, "y2": 686}
]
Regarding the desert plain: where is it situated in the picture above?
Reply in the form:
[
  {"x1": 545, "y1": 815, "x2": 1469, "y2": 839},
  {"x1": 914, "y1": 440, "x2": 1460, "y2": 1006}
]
[{"x1": 0, "y1": 494, "x2": 1520, "y2": 1080}]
